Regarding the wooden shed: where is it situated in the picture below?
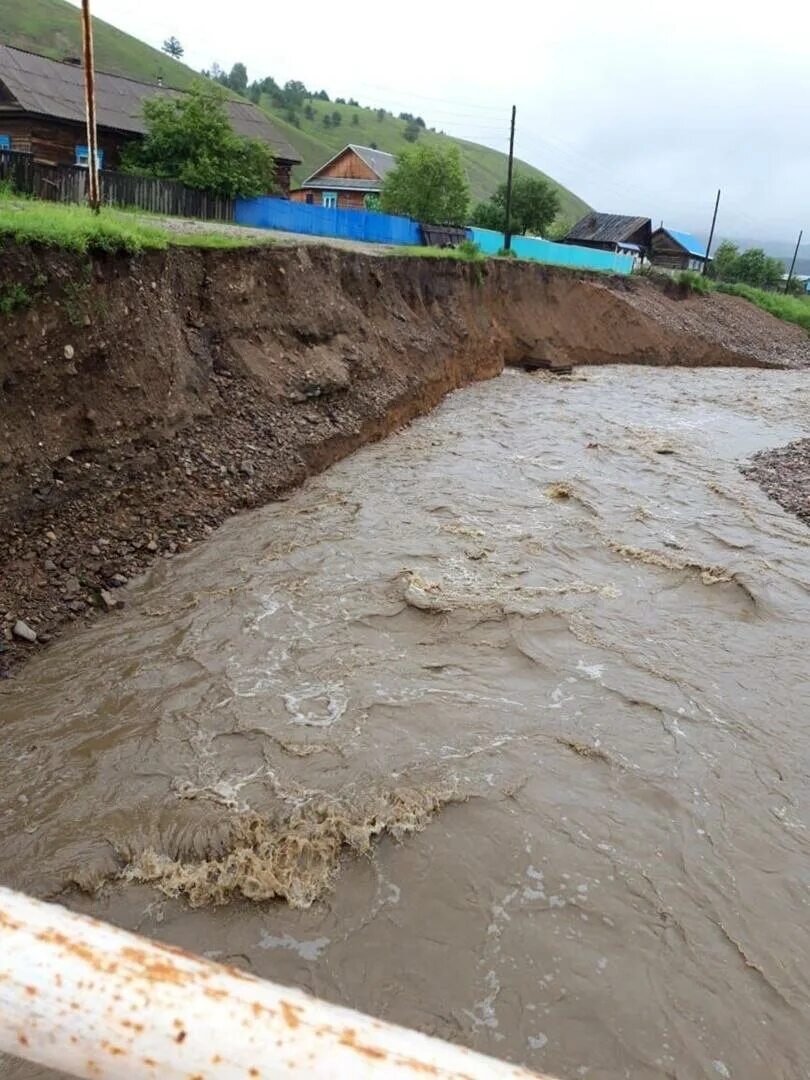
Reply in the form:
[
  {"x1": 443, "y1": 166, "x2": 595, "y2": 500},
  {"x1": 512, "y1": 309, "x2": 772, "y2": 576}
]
[
  {"x1": 562, "y1": 212, "x2": 652, "y2": 257},
  {"x1": 290, "y1": 144, "x2": 396, "y2": 210},
  {"x1": 650, "y1": 227, "x2": 708, "y2": 271},
  {"x1": 0, "y1": 45, "x2": 300, "y2": 191}
]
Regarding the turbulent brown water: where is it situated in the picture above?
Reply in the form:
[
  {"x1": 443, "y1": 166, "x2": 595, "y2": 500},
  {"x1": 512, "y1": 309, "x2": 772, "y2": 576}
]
[{"x1": 2, "y1": 366, "x2": 810, "y2": 1080}]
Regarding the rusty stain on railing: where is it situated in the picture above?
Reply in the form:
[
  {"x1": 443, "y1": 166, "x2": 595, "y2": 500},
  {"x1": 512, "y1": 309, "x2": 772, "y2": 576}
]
[{"x1": 0, "y1": 886, "x2": 551, "y2": 1079}]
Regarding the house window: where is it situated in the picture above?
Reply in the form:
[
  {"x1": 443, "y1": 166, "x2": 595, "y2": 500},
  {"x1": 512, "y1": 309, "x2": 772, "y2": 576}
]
[
  {"x1": 75, "y1": 145, "x2": 104, "y2": 168},
  {"x1": 322, "y1": 192, "x2": 337, "y2": 209},
  {"x1": 0, "y1": 135, "x2": 10, "y2": 150},
  {"x1": 305, "y1": 193, "x2": 314, "y2": 205}
]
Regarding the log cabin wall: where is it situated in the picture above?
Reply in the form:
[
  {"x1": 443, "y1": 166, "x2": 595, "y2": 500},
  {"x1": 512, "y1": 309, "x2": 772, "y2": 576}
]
[
  {"x1": 0, "y1": 111, "x2": 293, "y2": 193},
  {"x1": 0, "y1": 113, "x2": 135, "y2": 167}
]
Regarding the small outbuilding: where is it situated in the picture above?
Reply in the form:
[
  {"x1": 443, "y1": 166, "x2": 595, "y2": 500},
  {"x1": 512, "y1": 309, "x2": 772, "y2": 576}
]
[
  {"x1": 289, "y1": 144, "x2": 396, "y2": 210},
  {"x1": 650, "y1": 227, "x2": 709, "y2": 271},
  {"x1": 562, "y1": 212, "x2": 652, "y2": 257}
]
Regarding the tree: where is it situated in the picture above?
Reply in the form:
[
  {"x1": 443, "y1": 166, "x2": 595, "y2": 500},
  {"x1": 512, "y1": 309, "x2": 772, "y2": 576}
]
[
  {"x1": 304, "y1": 104, "x2": 315, "y2": 121},
  {"x1": 712, "y1": 240, "x2": 740, "y2": 281},
  {"x1": 351, "y1": 113, "x2": 360, "y2": 126},
  {"x1": 323, "y1": 114, "x2": 332, "y2": 128},
  {"x1": 403, "y1": 120, "x2": 421, "y2": 143},
  {"x1": 546, "y1": 216, "x2": 575, "y2": 242},
  {"x1": 711, "y1": 240, "x2": 785, "y2": 288},
  {"x1": 121, "y1": 83, "x2": 276, "y2": 198},
  {"x1": 282, "y1": 80, "x2": 307, "y2": 108},
  {"x1": 381, "y1": 144, "x2": 470, "y2": 224},
  {"x1": 376, "y1": 108, "x2": 386, "y2": 122},
  {"x1": 162, "y1": 36, "x2": 184, "y2": 59},
  {"x1": 331, "y1": 109, "x2": 342, "y2": 126},
  {"x1": 472, "y1": 174, "x2": 560, "y2": 236},
  {"x1": 737, "y1": 248, "x2": 783, "y2": 289},
  {"x1": 228, "y1": 62, "x2": 248, "y2": 95},
  {"x1": 314, "y1": 89, "x2": 330, "y2": 101}
]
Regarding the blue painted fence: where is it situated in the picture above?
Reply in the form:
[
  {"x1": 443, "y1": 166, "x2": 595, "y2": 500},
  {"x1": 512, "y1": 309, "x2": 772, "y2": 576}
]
[
  {"x1": 235, "y1": 197, "x2": 421, "y2": 246},
  {"x1": 469, "y1": 228, "x2": 634, "y2": 274}
]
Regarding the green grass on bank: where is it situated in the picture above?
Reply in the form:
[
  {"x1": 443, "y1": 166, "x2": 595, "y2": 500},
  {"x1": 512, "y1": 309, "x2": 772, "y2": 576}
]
[
  {"x1": 672, "y1": 269, "x2": 810, "y2": 334},
  {"x1": 0, "y1": 192, "x2": 271, "y2": 253}
]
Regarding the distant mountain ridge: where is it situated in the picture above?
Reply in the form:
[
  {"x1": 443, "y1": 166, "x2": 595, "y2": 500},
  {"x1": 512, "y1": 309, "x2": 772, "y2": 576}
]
[{"x1": 0, "y1": 0, "x2": 590, "y2": 216}]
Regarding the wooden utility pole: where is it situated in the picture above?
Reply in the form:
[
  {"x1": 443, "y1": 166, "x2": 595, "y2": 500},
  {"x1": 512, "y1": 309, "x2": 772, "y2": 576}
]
[
  {"x1": 503, "y1": 105, "x2": 516, "y2": 252},
  {"x1": 785, "y1": 228, "x2": 803, "y2": 293},
  {"x1": 702, "y1": 188, "x2": 720, "y2": 275},
  {"x1": 80, "y1": 0, "x2": 101, "y2": 213}
]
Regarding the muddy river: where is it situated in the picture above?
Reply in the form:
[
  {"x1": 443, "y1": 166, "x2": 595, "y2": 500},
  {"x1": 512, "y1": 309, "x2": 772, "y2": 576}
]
[{"x1": 2, "y1": 367, "x2": 810, "y2": 1079}]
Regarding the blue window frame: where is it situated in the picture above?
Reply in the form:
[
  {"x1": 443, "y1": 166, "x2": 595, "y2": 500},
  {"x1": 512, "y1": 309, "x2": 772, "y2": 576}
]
[
  {"x1": 0, "y1": 135, "x2": 10, "y2": 150},
  {"x1": 75, "y1": 145, "x2": 104, "y2": 168},
  {"x1": 321, "y1": 191, "x2": 337, "y2": 209}
]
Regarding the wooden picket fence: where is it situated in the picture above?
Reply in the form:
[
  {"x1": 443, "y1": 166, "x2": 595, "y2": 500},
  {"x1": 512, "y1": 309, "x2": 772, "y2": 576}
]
[{"x1": 0, "y1": 150, "x2": 234, "y2": 221}]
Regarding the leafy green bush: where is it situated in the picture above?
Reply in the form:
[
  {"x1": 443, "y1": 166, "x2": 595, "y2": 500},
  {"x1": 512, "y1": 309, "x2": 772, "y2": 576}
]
[
  {"x1": 121, "y1": 83, "x2": 277, "y2": 198},
  {"x1": 497, "y1": 246, "x2": 517, "y2": 259},
  {"x1": 473, "y1": 174, "x2": 560, "y2": 237},
  {"x1": 457, "y1": 238, "x2": 482, "y2": 260},
  {"x1": 676, "y1": 270, "x2": 712, "y2": 294},
  {"x1": 381, "y1": 145, "x2": 470, "y2": 225}
]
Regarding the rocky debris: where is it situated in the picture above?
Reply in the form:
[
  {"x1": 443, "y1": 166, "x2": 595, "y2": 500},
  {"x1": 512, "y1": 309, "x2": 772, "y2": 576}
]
[
  {"x1": 99, "y1": 589, "x2": 123, "y2": 611},
  {"x1": 742, "y1": 439, "x2": 810, "y2": 527},
  {"x1": 12, "y1": 620, "x2": 37, "y2": 643},
  {"x1": 617, "y1": 283, "x2": 810, "y2": 370}
]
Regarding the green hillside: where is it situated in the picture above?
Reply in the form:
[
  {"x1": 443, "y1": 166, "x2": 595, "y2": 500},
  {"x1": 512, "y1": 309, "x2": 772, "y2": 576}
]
[
  {"x1": 0, "y1": 0, "x2": 589, "y2": 218},
  {"x1": 0, "y1": 0, "x2": 198, "y2": 88},
  {"x1": 259, "y1": 99, "x2": 588, "y2": 217}
]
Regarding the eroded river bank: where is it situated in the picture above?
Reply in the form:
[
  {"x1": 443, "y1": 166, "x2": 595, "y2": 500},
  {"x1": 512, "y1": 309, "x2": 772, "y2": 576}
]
[{"x1": 2, "y1": 366, "x2": 810, "y2": 1080}]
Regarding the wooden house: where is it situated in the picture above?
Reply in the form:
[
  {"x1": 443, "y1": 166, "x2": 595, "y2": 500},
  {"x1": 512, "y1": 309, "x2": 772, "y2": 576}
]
[
  {"x1": 562, "y1": 212, "x2": 652, "y2": 257},
  {"x1": 0, "y1": 45, "x2": 300, "y2": 191},
  {"x1": 650, "y1": 227, "x2": 708, "y2": 271},
  {"x1": 290, "y1": 145, "x2": 396, "y2": 209}
]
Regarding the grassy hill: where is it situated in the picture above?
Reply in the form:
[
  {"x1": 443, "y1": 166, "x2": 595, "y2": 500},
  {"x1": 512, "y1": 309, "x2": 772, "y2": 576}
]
[
  {"x1": 0, "y1": 0, "x2": 198, "y2": 89},
  {"x1": 258, "y1": 99, "x2": 587, "y2": 216},
  {"x1": 0, "y1": 0, "x2": 589, "y2": 218}
]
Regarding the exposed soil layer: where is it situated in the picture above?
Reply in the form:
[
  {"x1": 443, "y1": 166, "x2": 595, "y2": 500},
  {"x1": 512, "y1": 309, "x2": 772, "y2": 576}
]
[
  {"x1": 743, "y1": 438, "x2": 810, "y2": 526},
  {"x1": 1, "y1": 241, "x2": 808, "y2": 672}
]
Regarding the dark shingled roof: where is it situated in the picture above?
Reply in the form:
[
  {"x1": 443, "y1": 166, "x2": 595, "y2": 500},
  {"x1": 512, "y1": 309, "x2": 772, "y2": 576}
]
[
  {"x1": 564, "y1": 212, "x2": 651, "y2": 244},
  {"x1": 0, "y1": 44, "x2": 300, "y2": 163},
  {"x1": 301, "y1": 144, "x2": 396, "y2": 187}
]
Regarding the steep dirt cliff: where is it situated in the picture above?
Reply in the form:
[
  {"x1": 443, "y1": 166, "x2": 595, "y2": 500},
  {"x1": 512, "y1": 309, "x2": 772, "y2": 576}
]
[{"x1": 1, "y1": 242, "x2": 807, "y2": 670}]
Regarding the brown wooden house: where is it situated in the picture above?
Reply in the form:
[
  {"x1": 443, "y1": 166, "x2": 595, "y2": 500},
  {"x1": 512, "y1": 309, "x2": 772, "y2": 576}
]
[
  {"x1": 0, "y1": 45, "x2": 300, "y2": 191},
  {"x1": 650, "y1": 227, "x2": 708, "y2": 271},
  {"x1": 290, "y1": 144, "x2": 396, "y2": 209},
  {"x1": 562, "y1": 212, "x2": 652, "y2": 257}
]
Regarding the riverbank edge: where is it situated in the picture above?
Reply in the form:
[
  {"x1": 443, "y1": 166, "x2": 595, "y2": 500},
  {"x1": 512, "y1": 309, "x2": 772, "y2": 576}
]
[{"x1": 1, "y1": 240, "x2": 808, "y2": 673}]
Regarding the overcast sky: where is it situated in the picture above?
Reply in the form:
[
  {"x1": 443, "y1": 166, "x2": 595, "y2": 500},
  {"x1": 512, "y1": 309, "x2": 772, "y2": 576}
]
[{"x1": 78, "y1": 0, "x2": 809, "y2": 241}]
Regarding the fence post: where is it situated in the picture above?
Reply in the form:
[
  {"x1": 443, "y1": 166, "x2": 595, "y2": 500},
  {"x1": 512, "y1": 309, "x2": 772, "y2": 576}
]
[{"x1": 0, "y1": 886, "x2": 545, "y2": 1080}]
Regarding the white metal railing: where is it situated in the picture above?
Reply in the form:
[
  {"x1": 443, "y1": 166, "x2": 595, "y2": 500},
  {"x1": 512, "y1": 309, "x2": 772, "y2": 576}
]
[{"x1": 0, "y1": 886, "x2": 551, "y2": 1079}]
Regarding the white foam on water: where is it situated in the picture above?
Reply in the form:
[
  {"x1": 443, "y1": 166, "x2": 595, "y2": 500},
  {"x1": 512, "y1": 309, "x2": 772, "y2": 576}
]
[
  {"x1": 258, "y1": 930, "x2": 331, "y2": 961},
  {"x1": 284, "y1": 683, "x2": 348, "y2": 727}
]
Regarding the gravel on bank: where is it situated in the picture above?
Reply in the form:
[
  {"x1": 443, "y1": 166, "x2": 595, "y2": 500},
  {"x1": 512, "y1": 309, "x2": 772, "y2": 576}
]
[
  {"x1": 742, "y1": 439, "x2": 810, "y2": 526},
  {"x1": 617, "y1": 284, "x2": 810, "y2": 370}
]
